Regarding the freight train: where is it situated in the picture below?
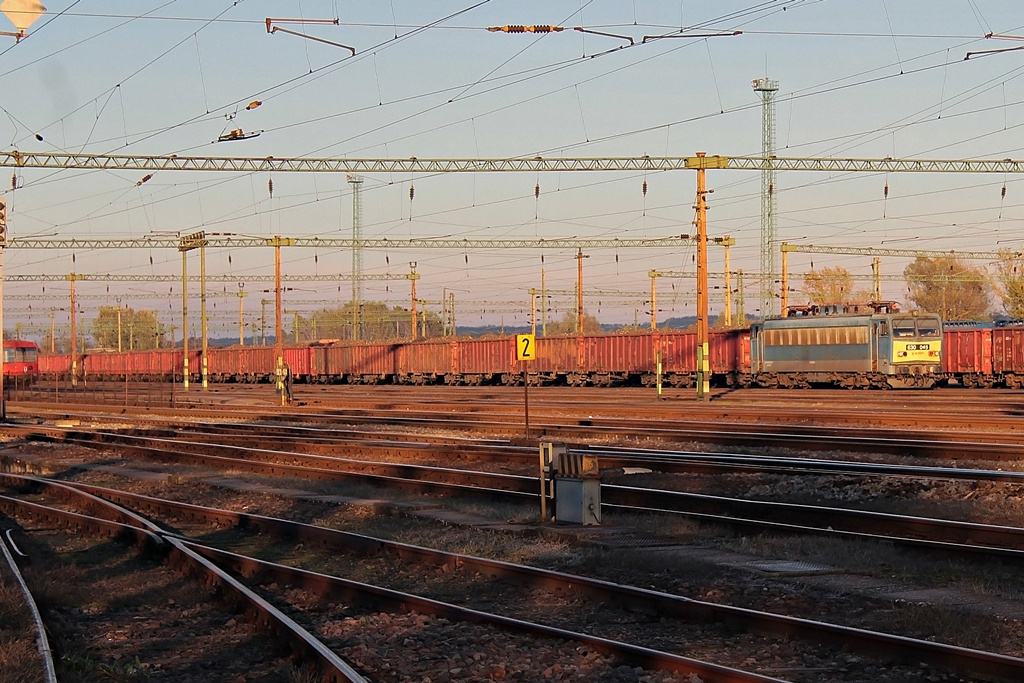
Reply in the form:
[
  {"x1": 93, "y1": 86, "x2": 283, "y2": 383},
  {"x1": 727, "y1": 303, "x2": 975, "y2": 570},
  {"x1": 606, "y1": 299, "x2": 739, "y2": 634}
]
[{"x1": 31, "y1": 304, "x2": 980, "y2": 390}]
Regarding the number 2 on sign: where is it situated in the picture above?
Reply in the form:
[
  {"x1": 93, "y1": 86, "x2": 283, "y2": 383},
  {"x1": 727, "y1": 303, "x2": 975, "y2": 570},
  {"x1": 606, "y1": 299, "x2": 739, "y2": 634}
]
[{"x1": 516, "y1": 334, "x2": 536, "y2": 361}]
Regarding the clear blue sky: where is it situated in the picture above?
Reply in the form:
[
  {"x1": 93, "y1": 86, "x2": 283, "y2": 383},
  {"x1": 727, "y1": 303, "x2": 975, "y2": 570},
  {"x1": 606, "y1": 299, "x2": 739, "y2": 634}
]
[{"x1": 2, "y1": 0, "x2": 1024, "y2": 337}]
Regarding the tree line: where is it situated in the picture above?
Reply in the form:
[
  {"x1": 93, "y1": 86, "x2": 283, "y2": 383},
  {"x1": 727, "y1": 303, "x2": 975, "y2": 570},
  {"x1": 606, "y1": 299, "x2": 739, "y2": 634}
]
[{"x1": 800, "y1": 254, "x2": 1024, "y2": 321}]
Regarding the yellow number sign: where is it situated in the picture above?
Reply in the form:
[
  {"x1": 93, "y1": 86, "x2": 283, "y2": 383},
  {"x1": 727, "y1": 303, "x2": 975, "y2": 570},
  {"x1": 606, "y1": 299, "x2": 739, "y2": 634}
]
[{"x1": 516, "y1": 334, "x2": 536, "y2": 361}]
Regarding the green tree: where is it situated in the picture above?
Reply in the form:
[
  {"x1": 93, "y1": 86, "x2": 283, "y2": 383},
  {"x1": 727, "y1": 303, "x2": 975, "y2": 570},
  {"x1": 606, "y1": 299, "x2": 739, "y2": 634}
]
[
  {"x1": 903, "y1": 257, "x2": 991, "y2": 321},
  {"x1": 994, "y1": 249, "x2": 1024, "y2": 318},
  {"x1": 90, "y1": 307, "x2": 164, "y2": 350},
  {"x1": 802, "y1": 266, "x2": 869, "y2": 306}
]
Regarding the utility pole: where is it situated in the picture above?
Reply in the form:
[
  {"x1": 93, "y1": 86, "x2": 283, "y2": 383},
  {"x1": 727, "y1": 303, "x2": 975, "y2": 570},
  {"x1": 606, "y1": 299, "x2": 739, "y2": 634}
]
[
  {"x1": 575, "y1": 249, "x2": 589, "y2": 334},
  {"x1": 753, "y1": 77, "x2": 780, "y2": 318},
  {"x1": 260, "y1": 298, "x2": 267, "y2": 346},
  {"x1": 695, "y1": 152, "x2": 711, "y2": 402},
  {"x1": 237, "y1": 283, "x2": 246, "y2": 345},
  {"x1": 736, "y1": 270, "x2": 746, "y2": 323},
  {"x1": 348, "y1": 174, "x2": 363, "y2": 341},
  {"x1": 872, "y1": 257, "x2": 882, "y2": 301},
  {"x1": 268, "y1": 236, "x2": 294, "y2": 400},
  {"x1": 723, "y1": 242, "x2": 733, "y2": 327},
  {"x1": 441, "y1": 288, "x2": 447, "y2": 336},
  {"x1": 449, "y1": 291, "x2": 456, "y2": 337},
  {"x1": 67, "y1": 273, "x2": 85, "y2": 387},
  {"x1": 178, "y1": 232, "x2": 208, "y2": 388},
  {"x1": 116, "y1": 297, "x2": 123, "y2": 352},
  {"x1": 409, "y1": 262, "x2": 419, "y2": 340},
  {"x1": 0, "y1": 199, "x2": 6, "y2": 420},
  {"x1": 780, "y1": 247, "x2": 789, "y2": 315},
  {"x1": 541, "y1": 267, "x2": 547, "y2": 336},
  {"x1": 530, "y1": 290, "x2": 537, "y2": 336},
  {"x1": 648, "y1": 270, "x2": 659, "y2": 331},
  {"x1": 180, "y1": 246, "x2": 189, "y2": 389}
]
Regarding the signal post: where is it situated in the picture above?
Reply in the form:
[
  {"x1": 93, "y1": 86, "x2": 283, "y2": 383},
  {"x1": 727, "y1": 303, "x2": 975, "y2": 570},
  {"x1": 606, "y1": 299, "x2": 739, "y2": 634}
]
[{"x1": 516, "y1": 334, "x2": 536, "y2": 438}]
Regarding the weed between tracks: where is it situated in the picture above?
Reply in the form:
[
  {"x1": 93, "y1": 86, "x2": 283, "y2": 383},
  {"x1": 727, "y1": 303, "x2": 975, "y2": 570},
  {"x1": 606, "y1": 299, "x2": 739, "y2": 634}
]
[
  {"x1": 717, "y1": 532, "x2": 1024, "y2": 603},
  {"x1": 0, "y1": 579, "x2": 41, "y2": 683}
]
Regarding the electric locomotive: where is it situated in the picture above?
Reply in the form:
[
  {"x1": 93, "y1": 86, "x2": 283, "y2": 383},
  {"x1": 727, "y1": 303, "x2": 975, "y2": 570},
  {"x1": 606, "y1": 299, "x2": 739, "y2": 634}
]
[
  {"x1": 3, "y1": 339, "x2": 40, "y2": 386},
  {"x1": 749, "y1": 303, "x2": 942, "y2": 389}
]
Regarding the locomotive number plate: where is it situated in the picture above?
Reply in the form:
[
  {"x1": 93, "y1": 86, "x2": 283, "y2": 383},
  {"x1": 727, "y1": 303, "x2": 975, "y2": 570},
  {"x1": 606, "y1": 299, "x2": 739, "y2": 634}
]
[{"x1": 905, "y1": 343, "x2": 930, "y2": 351}]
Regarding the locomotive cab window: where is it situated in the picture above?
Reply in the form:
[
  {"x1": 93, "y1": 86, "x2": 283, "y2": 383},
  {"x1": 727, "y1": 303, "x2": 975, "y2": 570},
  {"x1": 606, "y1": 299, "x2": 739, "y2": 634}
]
[
  {"x1": 6, "y1": 345, "x2": 38, "y2": 363},
  {"x1": 917, "y1": 319, "x2": 941, "y2": 338},
  {"x1": 892, "y1": 319, "x2": 917, "y2": 337}
]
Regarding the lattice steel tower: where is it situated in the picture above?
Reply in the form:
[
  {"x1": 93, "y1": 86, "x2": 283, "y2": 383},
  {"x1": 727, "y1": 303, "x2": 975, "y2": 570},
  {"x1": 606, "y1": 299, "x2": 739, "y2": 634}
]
[
  {"x1": 752, "y1": 77, "x2": 779, "y2": 318},
  {"x1": 347, "y1": 174, "x2": 364, "y2": 340}
]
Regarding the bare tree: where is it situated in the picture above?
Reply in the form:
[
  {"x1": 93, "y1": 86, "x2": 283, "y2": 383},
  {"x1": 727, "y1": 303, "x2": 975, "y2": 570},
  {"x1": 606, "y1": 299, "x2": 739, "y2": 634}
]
[{"x1": 903, "y1": 257, "x2": 991, "y2": 320}]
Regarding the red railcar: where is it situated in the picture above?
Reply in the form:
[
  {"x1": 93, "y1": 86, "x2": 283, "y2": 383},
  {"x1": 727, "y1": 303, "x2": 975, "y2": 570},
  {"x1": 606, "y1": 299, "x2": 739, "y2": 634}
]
[
  {"x1": 397, "y1": 340, "x2": 454, "y2": 384},
  {"x1": 283, "y1": 345, "x2": 312, "y2": 380},
  {"x1": 310, "y1": 341, "x2": 398, "y2": 383},
  {"x1": 454, "y1": 338, "x2": 513, "y2": 385},
  {"x1": 37, "y1": 352, "x2": 70, "y2": 376},
  {"x1": 654, "y1": 329, "x2": 750, "y2": 386},
  {"x1": 991, "y1": 325, "x2": 1024, "y2": 388},
  {"x1": 84, "y1": 349, "x2": 198, "y2": 380},
  {"x1": 941, "y1": 327, "x2": 993, "y2": 387},
  {"x1": 208, "y1": 346, "x2": 274, "y2": 383},
  {"x1": 580, "y1": 333, "x2": 654, "y2": 386},
  {"x1": 4, "y1": 340, "x2": 39, "y2": 384}
]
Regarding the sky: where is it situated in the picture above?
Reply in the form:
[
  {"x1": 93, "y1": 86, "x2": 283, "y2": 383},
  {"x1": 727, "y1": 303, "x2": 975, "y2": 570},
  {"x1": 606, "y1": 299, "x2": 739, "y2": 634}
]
[{"x1": 2, "y1": 0, "x2": 1024, "y2": 340}]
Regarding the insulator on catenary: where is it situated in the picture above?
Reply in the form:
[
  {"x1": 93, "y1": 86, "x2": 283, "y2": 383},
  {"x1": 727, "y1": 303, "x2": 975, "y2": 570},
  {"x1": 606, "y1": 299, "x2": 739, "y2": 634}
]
[
  {"x1": 535, "y1": 182, "x2": 540, "y2": 199},
  {"x1": 268, "y1": 178, "x2": 274, "y2": 198},
  {"x1": 10, "y1": 173, "x2": 16, "y2": 190},
  {"x1": 1002, "y1": 184, "x2": 1007, "y2": 199},
  {"x1": 884, "y1": 182, "x2": 889, "y2": 199},
  {"x1": 409, "y1": 184, "x2": 415, "y2": 201},
  {"x1": 488, "y1": 25, "x2": 563, "y2": 33},
  {"x1": 768, "y1": 182, "x2": 773, "y2": 196},
  {"x1": 642, "y1": 180, "x2": 647, "y2": 196}
]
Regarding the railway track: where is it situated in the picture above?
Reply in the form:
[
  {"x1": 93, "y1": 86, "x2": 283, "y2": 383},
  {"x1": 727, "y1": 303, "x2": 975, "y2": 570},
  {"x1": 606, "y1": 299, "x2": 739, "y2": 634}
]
[
  {"x1": 14, "y1": 399, "x2": 1024, "y2": 460},
  {"x1": 0, "y1": 522, "x2": 56, "y2": 683},
  {"x1": 5, "y1": 422, "x2": 1024, "y2": 562},
  {"x1": 16, "y1": 383, "x2": 1024, "y2": 435},
  {"x1": 2, "y1": 473, "x2": 1021, "y2": 682},
  {"x1": 0, "y1": 474, "x2": 787, "y2": 682}
]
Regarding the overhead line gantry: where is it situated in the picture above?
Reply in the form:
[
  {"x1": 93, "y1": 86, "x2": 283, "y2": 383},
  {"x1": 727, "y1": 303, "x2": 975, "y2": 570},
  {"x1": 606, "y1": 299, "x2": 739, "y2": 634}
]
[
  {"x1": 6, "y1": 236, "x2": 728, "y2": 250},
  {"x1": 5, "y1": 151, "x2": 1024, "y2": 174}
]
